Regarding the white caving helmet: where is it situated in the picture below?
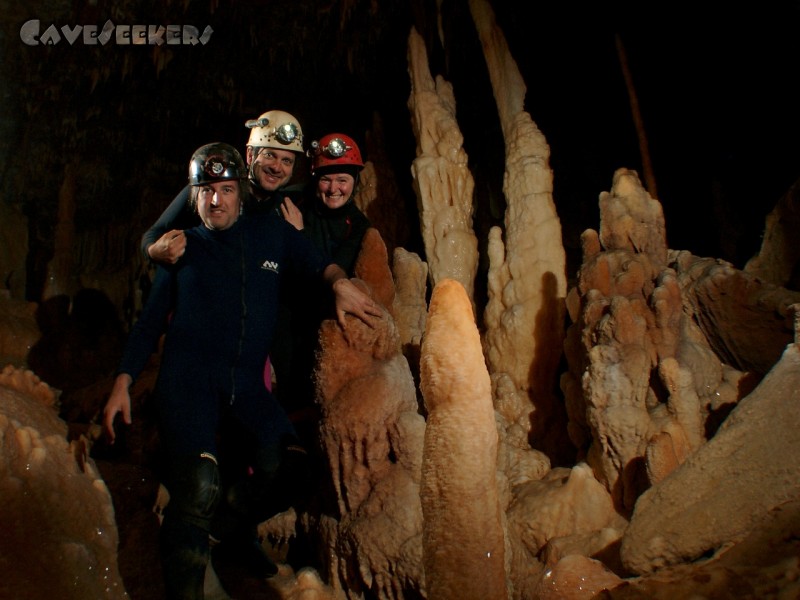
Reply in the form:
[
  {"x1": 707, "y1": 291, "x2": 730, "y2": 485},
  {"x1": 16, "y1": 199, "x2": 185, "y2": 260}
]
[{"x1": 245, "y1": 110, "x2": 304, "y2": 154}]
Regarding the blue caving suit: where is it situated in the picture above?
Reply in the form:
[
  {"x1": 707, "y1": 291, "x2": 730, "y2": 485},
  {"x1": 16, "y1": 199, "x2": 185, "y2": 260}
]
[{"x1": 120, "y1": 212, "x2": 326, "y2": 598}]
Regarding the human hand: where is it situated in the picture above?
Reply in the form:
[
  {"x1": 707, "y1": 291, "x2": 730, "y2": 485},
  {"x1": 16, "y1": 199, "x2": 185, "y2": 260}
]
[
  {"x1": 103, "y1": 373, "x2": 133, "y2": 444},
  {"x1": 147, "y1": 229, "x2": 186, "y2": 264},
  {"x1": 281, "y1": 197, "x2": 304, "y2": 230},
  {"x1": 332, "y1": 278, "x2": 382, "y2": 329}
]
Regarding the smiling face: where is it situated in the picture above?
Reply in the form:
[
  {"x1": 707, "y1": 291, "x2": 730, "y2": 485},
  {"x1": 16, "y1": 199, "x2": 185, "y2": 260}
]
[
  {"x1": 196, "y1": 179, "x2": 241, "y2": 230},
  {"x1": 316, "y1": 172, "x2": 355, "y2": 210},
  {"x1": 246, "y1": 146, "x2": 296, "y2": 192}
]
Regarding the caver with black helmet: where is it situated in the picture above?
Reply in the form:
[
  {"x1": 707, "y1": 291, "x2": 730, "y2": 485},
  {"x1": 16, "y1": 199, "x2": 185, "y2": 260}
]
[
  {"x1": 104, "y1": 138, "x2": 381, "y2": 599},
  {"x1": 188, "y1": 142, "x2": 248, "y2": 187},
  {"x1": 186, "y1": 142, "x2": 248, "y2": 231},
  {"x1": 141, "y1": 110, "x2": 306, "y2": 264}
]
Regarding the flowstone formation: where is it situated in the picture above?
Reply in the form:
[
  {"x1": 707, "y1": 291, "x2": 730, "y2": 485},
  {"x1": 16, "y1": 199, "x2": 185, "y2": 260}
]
[
  {"x1": 0, "y1": 365, "x2": 127, "y2": 600},
  {"x1": 313, "y1": 229, "x2": 426, "y2": 599}
]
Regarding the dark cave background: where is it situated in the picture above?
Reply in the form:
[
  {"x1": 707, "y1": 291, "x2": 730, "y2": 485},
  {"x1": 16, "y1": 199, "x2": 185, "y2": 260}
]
[{"x1": 2, "y1": 0, "x2": 800, "y2": 315}]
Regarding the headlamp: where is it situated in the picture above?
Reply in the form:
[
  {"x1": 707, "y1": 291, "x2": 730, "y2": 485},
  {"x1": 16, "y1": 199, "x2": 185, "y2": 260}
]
[
  {"x1": 310, "y1": 137, "x2": 350, "y2": 158},
  {"x1": 204, "y1": 155, "x2": 228, "y2": 178},
  {"x1": 245, "y1": 116, "x2": 299, "y2": 147},
  {"x1": 275, "y1": 122, "x2": 298, "y2": 144}
]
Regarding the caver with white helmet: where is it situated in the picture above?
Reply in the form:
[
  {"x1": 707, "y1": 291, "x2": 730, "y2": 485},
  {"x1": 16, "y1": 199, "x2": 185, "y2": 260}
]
[{"x1": 244, "y1": 110, "x2": 305, "y2": 196}]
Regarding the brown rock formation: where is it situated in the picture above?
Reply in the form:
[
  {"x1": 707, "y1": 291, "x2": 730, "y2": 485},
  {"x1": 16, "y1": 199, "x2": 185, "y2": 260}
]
[
  {"x1": 0, "y1": 293, "x2": 40, "y2": 368},
  {"x1": 419, "y1": 278, "x2": 507, "y2": 600},
  {"x1": 674, "y1": 252, "x2": 800, "y2": 375},
  {"x1": 407, "y1": 28, "x2": 479, "y2": 302},
  {"x1": 744, "y1": 175, "x2": 800, "y2": 290},
  {"x1": 620, "y1": 335, "x2": 800, "y2": 574},
  {"x1": 534, "y1": 554, "x2": 623, "y2": 600},
  {"x1": 314, "y1": 235, "x2": 426, "y2": 598},
  {"x1": 470, "y1": 0, "x2": 568, "y2": 463},
  {"x1": 0, "y1": 366, "x2": 127, "y2": 600}
]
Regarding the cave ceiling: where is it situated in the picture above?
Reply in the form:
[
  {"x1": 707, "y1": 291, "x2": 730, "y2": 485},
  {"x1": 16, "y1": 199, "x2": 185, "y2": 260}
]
[{"x1": 2, "y1": 0, "x2": 800, "y2": 301}]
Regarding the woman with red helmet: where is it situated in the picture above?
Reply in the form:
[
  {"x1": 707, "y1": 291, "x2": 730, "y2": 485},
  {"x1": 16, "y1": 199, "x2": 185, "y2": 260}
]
[
  {"x1": 282, "y1": 132, "x2": 370, "y2": 274},
  {"x1": 277, "y1": 132, "x2": 372, "y2": 434}
]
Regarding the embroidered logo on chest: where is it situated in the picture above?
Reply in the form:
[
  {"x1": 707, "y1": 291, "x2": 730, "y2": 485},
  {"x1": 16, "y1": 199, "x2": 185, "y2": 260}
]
[{"x1": 261, "y1": 259, "x2": 279, "y2": 273}]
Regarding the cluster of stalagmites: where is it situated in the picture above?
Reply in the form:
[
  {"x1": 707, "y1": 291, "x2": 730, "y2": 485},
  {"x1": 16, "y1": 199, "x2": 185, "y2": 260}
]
[{"x1": 3, "y1": 163, "x2": 799, "y2": 597}]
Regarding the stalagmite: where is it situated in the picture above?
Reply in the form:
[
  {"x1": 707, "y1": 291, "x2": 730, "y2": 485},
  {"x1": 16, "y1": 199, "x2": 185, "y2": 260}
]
[
  {"x1": 391, "y1": 247, "x2": 429, "y2": 382},
  {"x1": 419, "y1": 279, "x2": 507, "y2": 600},
  {"x1": 407, "y1": 28, "x2": 479, "y2": 303},
  {"x1": 562, "y1": 169, "x2": 716, "y2": 512},
  {"x1": 469, "y1": 0, "x2": 568, "y2": 452},
  {"x1": 314, "y1": 234, "x2": 426, "y2": 598}
]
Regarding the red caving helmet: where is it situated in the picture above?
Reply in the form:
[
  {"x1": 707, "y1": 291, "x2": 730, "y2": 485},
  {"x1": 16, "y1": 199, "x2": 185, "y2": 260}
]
[{"x1": 309, "y1": 133, "x2": 364, "y2": 177}]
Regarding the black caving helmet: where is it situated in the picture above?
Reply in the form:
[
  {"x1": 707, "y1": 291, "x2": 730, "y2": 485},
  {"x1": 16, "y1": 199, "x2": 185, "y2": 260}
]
[{"x1": 188, "y1": 142, "x2": 247, "y2": 187}]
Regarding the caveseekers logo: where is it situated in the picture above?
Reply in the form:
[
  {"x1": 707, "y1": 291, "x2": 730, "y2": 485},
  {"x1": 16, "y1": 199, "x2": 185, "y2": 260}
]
[{"x1": 20, "y1": 19, "x2": 213, "y2": 46}]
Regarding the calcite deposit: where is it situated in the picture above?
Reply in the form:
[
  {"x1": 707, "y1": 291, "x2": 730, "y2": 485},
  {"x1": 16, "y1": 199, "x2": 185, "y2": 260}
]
[
  {"x1": 563, "y1": 168, "x2": 722, "y2": 513},
  {"x1": 313, "y1": 230, "x2": 426, "y2": 599},
  {"x1": 0, "y1": 366, "x2": 127, "y2": 600},
  {"x1": 419, "y1": 279, "x2": 506, "y2": 600},
  {"x1": 470, "y1": 0, "x2": 568, "y2": 463},
  {"x1": 407, "y1": 28, "x2": 479, "y2": 303}
]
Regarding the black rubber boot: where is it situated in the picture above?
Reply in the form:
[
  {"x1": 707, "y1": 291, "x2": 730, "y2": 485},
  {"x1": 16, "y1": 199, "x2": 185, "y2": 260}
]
[
  {"x1": 159, "y1": 516, "x2": 210, "y2": 600},
  {"x1": 159, "y1": 453, "x2": 221, "y2": 599}
]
